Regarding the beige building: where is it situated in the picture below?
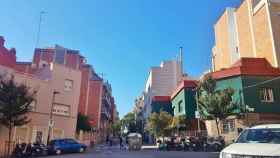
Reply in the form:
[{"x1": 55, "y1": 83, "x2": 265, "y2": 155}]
[
  {"x1": 0, "y1": 64, "x2": 81, "y2": 145},
  {"x1": 0, "y1": 38, "x2": 82, "y2": 145},
  {"x1": 213, "y1": 0, "x2": 280, "y2": 71}
]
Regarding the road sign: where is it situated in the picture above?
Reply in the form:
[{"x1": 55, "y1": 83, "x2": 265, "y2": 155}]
[{"x1": 195, "y1": 111, "x2": 200, "y2": 119}]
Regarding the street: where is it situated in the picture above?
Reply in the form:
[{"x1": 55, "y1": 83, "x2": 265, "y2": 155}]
[{"x1": 45, "y1": 145, "x2": 219, "y2": 158}]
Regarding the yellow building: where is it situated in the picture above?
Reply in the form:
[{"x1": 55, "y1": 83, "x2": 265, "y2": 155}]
[{"x1": 213, "y1": 0, "x2": 280, "y2": 71}]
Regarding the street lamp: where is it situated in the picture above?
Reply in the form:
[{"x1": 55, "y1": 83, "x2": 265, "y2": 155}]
[{"x1": 47, "y1": 91, "x2": 60, "y2": 145}]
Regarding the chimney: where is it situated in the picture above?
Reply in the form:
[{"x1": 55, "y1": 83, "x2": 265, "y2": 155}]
[
  {"x1": 9, "y1": 48, "x2": 16, "y2": 55},
  {"x1": 0, "y1": 36, "x2": 5, "y2": 47}
]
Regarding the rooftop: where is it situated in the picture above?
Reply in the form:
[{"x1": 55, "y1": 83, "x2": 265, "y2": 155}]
[
  {"x1": 212, "y1": 58, "x2": 280, "y2": 80},
  {"x1": 171, "y1": 80, "x2": 197, "y2": 99}
]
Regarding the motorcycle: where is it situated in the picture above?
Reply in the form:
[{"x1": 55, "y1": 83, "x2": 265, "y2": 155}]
[
  {"x1": 31, "y1": 143, "x2": 48, "y2": 157},
  {"x1": 203, "y1": 136, "x2": 225, "y2": 152},
  {"x1": 188, "y1": 136, "x2": 205, "y2": 151},
  {"x1": 12, "y1": 142, "x2": 48, "y2": 158}
]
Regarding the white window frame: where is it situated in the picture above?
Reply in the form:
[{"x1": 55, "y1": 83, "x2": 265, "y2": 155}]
[
  {"x1": 222, "y1": 119, "x2": 235, "y2": 134},
  {"x1": 64, "y1": 79, "x2": 73, "y2": 92},
  {"x1": 52, "y1": 104, "x2": 70, "y2": 116},
  {"x1": 260, "y1": 88, "x2": 274, "y2": 103}
]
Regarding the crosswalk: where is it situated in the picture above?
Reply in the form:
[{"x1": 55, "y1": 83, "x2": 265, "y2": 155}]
[{"x1": 94, "y1": 144, "x2": 127, "y2": 154}]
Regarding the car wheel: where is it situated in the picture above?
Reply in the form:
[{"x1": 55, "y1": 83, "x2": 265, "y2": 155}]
[
  {"x1": 55, "y1": 149, "x2": 62, "y2": 155},
  {"x1": 79, "y1": 147, "x2": 85, "y2": 153}
]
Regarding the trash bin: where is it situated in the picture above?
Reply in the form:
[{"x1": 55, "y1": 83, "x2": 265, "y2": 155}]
[{"x1": 127, "y1": 133, "x2": 142, "y2": 151}]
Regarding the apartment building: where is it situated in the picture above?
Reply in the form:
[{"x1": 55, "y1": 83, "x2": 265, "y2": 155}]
[
  {"x1": 0, "y1": 37, "x2": 82, "y2": 144},
  {"x1": 143, "y1": 60, "x2": 183, "y2": 119},
  {"x1": 213, "y1": 0, "x2": 280, "y2": 71}
]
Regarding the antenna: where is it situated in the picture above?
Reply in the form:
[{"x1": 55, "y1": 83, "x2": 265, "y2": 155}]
[{"x1": 35, "y1": 11, "x2": 46, "y2": 49}]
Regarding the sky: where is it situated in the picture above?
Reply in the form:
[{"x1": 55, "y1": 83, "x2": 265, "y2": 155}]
[{"x1": 0, "y1": 0, "x2": 241, "y2": 118}]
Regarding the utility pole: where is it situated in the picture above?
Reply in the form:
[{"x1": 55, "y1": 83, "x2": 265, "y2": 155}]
[
  {"x1": 47, "y1": 91, "x2": 59, "y2": 145},
  {"x1": 195, "y1": 90, "x2": 201, "y2": 133},
  {"x1": 35, "y1": 11, "x2": 46, "y2": 49}
]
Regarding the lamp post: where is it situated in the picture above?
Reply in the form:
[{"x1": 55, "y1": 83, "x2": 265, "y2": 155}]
[
  {"x1": 195, "y1": 89, "x2": 201, "y2": 133},
  {"x1": 47, "y1": 91, "x2": 60, "y2": 145}
]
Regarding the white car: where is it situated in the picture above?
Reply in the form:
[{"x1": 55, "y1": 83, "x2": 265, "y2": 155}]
[{"x1": 220, "y1": 124, "x2": 280, "y2": 158}]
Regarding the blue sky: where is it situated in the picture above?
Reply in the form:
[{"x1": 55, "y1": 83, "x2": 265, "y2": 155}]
[{"x1": 0, "y1": 0, "x2": 240, "y2": 118}]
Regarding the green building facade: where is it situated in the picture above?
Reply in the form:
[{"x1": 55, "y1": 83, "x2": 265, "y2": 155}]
[
  {"x1": 216, "y1": 75, "x2": 280, "y2": 114},
  {"x1": 151, "y1": 96, "x2": 173, "y2": 115},
  {"x1": 171, "y1": 80, "x2": 198, "y2": 118}
]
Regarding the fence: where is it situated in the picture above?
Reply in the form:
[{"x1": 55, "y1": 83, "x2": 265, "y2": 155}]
[{"x1": 181, "y1": 130, "x2": 208, "y2": 137}]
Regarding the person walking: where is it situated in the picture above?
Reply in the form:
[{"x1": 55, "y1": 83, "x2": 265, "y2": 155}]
[{"x1": 119, "y1": 136, "x2": 123, "y2": 149}]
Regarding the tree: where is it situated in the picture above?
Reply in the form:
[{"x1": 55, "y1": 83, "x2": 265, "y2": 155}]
[
  {"x1": 111, "y1": 120, "x2": 121, "y2": 136},
  {"x1": 76, "y1": 113, "x2": 92, "y2": 133},
  {"x1": 147, "y1": 111, "x2": 173, "y2": 138},
  {"x1": 121, "y1": 112, "x2": 137, "y2": 133},
  {"x1": 0, "y1": 75, "x2": 35, "y2": 156},
  {"x1": 197, "y1": 75, "x2": 240, "y2": 136},
  {"x1": 171, "y1": 115, "x2": 191, "y2": 135}
]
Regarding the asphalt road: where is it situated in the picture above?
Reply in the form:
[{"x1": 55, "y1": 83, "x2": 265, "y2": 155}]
[{"x1": 45, "y1": 145, "x2": 220, "y2": 158}]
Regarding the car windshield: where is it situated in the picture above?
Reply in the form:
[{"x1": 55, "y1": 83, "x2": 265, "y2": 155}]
[{"x1": 236, "y1": 128, "x2": 280, "y2": 144}]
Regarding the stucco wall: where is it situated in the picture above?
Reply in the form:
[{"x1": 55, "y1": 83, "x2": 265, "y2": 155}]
[{"x1": 171, "y1": 88, "x2": 197, "y2": 118}]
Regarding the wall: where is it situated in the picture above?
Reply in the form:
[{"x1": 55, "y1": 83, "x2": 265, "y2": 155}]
[
  {"x1": 143, "y1": 60, "x2": 182, "y2": 119},
  {"x1": 235, "y1": 0, "x2": 255, "y2": 58},
  {"x1": 171, "y1": 88, "x2": 197, "y2": 118},
  {"x1": 252, "y1": 1, "x2": 276, "y2": 67},
  {"x1": 88, "y1": 80, "x2": 103, "y2": 129},
  {"x1": 242, "y1": 75, "x2": 280, "y2": 113},
  {"x1": 0, "y1": 63, "x2": 81, "y2": 144},
  {"x1": 151, "y1": 100, "x2": 173, "y2": 115},
  {"x1": 269, "y1": 1, "x2": 280, "y2": 67},
  {"x1": 213, "y1": 8, "x2": 233, "y2": 71}
]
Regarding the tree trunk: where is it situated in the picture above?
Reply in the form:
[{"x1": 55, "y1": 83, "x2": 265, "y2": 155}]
[
  {"x1": 215, "y1": 118, "x2": 220, "y2": 136},
  {"x1": 7, "y1": 123, "x2": 12, "y2": 158}
]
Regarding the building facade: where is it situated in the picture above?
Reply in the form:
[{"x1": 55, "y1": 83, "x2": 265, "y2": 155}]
[
  {"x1": 151, "y1": 96, "x2": 173, "y2": 115},
  {"x1": 143, "y1": 60, "x2": 183, "y2": 119},
  {"x1": 213, "y1": 0, "x2": 280, "y2": 71},
  {"x1": 0, "y1": 37, "x2": 82, "y2": 145},
  {"x1": 207, "y1": 57, "x2": 280, "y2": 142}
]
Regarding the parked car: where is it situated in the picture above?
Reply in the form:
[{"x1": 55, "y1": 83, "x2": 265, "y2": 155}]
[
  {"x1": 48, "y1": 138, "x2": 87, "y2": 155},
  {"x1": 220, "y1": 124, "x2": 280, "y2": 158}
]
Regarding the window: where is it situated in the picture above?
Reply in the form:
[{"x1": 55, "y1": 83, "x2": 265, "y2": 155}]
[
  {"x1": 30, "y1": 100, "x2": 37, "y2": 111},
  {"x1": 64, "y1": 79, "x2": 73, "y2": 91},
  {"x1": 178, "y1": 100, "x2": 183, "y2": 113},
  {"x1": 260, "y1": 88, "x2": 274, "y2": 103},
  {"x1": 52, "y1": 104, "x2": 70, "y2": 116},
  {"x1": 222, "y1": 119, "x2": 235, "y2": 133},
  {"x1": 252, "y1": 0, "x2": 261, "y2": 9},
  {"x1": 235, "y1": 46, "x2": 239, "y2": 53}
]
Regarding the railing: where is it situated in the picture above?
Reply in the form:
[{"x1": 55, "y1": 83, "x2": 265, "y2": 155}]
[{"x1": 180, "y1": 130, "x2": 208, "y2": 137}]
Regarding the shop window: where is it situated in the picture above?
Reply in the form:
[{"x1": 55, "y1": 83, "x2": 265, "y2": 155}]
[
  {"x1": 222, "y1": 119, "x2": 235, "y2": 133},
  {"x1": 260, "y1": 88, "x2": 274, "y2": 103},
  {"x1": 64, "y1": 79, "x2": 73, "y2": 91}
]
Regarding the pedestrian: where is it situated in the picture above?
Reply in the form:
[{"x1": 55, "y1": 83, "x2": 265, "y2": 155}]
[
  {"x1": 119, "y1": 136, "x2": 123, "y2": 149},
  {"x1": 106, "y1": 135, "x2": 109, "y2": 145}
]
